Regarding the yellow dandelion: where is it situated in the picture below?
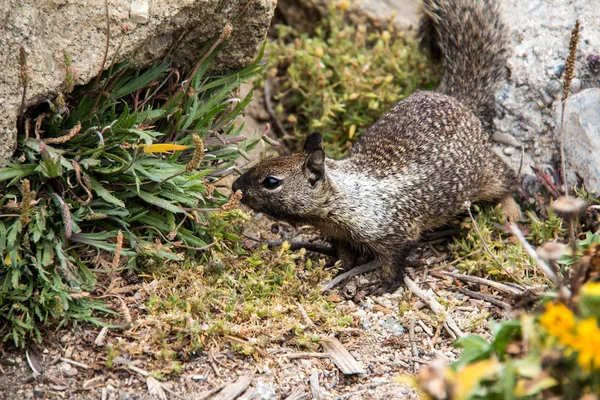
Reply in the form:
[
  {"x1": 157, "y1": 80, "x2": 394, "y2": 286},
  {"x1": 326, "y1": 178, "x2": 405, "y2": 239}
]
[
  {"x1": 539, "y1": 302, "x2": 576, "y2": 340},
  {"x1": 573, "y1": 318, "x2": 600, "y2": 370}
]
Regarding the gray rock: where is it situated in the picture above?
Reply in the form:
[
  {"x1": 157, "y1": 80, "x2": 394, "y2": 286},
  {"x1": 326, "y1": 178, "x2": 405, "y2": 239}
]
[
  {"x1": 0, "y1": 0, "x2": 276, "y2": 164},
  {"x1": 381, "y1": 317, "x2": 405, "y2": 335},
  {"x1": 492, "y1": 132, "x2": 521, "y2": 147},
  {"x1": 495, "y1": 0, "x2": 600, "y2": 178},
  {"x1": 561, "y1": 88, "x2": 600, "y2": 194},
  {"x1": 277, "y1": 0, "x2": 421, "y2": 33},
  {"x1": 503, "y1": 146, "x2": 517, "y2": 156},
  {"x1": 569, "y1": 78, "x2": 582, "y2": 94}
]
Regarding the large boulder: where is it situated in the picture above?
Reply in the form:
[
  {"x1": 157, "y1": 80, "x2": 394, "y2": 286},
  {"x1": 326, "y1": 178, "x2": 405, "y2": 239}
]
[
  {"x1": 561, "y1": 89, "x2": 600, "y2": 194},
  {"x1": 495, "y1": 0, "x2": 600, "y2": 193},
  {"x1": 0, "y1": 0, "x2": 276, "y2": 164}
]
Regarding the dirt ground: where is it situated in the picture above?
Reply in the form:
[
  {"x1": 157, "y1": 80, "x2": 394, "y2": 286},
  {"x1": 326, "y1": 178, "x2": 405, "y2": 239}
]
[
  {"x1": 0, "y1": 70, "x2": 519, "y2": 400},
  {"x1": 0, "y1": 211, "x2": 513, "y2": 400}
]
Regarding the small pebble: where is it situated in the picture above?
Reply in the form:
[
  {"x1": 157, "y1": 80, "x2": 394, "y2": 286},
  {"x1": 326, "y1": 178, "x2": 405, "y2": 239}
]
[
  {"x1": 569, "y1": 78, "x2": 581, "y2": 94},
  {"x1": 553, "y1": 64, "x2": 565, "y2": 77},
  {"x1": 130, "y1": 0, "x2": 150, "y2": 24},
  {"x1": 539, "y1": 89, "x2": 553, "y2": 105},
  {"x1": 503, "y1": 146, "x2": 516, "y2": 156},
  {"x1": 546, "y1": 79, "x2": 562, "y2": 96},
  {"x1": 492, "y1": 132, "x2": 520, "y2": 147},
  {"x1": 372, "y1": 364, "x2": 391, "y2": 375}
]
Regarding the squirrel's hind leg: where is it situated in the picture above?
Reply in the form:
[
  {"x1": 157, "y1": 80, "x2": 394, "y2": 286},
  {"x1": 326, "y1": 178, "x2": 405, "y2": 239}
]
[{"x1": 372, "y1": 244, "x2": 415, "y2": 293}]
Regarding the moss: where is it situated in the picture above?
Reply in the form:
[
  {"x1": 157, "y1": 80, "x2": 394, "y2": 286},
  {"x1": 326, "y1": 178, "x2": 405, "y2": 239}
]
[{"x1": 264, "y1": 3, "x2": 441, "y2": 158}]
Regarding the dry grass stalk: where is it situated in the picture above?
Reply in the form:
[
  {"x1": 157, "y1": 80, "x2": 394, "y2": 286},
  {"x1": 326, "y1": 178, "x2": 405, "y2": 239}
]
[
  {"x1": 220, "y1": 189, "x2": 243, "y2": 211},
  {"x1": 186, "y1": 135, "x2": 204, "y2": 172},
  {"x1": 43, "y1": 121, "x2": 82, "y2": 144},
  {"x1": 18, "y1": 46, "x2": 30, "y2": 127},
  {"x1": 62, "y1": 201, "x2": 73, "y2": 239},
  {"x1": 19, "y1": 179, "x2": 32, "y2": 226},
  {"x1": 559, "y1": 19, "x2": 580, "y2": 191},
  {"x1": 112, "y1": 230, "x2": 124, "y2": 268},
  {"x1": 261, "y1": 123, "x2": 280, "y2": 147},
  {"x1": 34, "y1": 113, "x2": 47, "y2": 140}
]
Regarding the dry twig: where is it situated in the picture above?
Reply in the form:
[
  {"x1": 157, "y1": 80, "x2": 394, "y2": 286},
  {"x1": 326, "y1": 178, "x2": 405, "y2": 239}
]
[
  {"x1": 321, "y1": 261, "x2": 378, "y2": 291},
  {"x1": 434, "y1": 271, "x2": 525, "y2": 295},
  {"x1": 403, "y1": 275, "x2": 465, "y2": 338}
]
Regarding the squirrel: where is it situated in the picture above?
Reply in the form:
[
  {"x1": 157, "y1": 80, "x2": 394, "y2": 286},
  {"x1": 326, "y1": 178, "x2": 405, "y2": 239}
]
[{"x1": 232, "y1": 0, "x2": 520, "y2": 289}]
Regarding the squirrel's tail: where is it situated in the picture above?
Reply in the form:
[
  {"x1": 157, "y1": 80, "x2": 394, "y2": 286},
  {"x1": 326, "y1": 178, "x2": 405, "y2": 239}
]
[{"x1": 419, "y1": 0, "x2": 508, "y2": 129}]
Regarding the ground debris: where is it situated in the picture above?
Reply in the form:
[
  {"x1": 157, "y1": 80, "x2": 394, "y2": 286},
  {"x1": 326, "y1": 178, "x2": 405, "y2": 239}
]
[{"x1": 321, "y1": 337, "x2": 365, "y2": 375}]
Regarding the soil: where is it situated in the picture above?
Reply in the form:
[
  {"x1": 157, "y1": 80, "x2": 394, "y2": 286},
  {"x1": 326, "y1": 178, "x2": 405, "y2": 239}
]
[
  {"x1": 0, "y1": 210, "x2": 510, "y2": 400},
  {"x1": 0, "y1": 57, "x2": 515, "y2": 400}
]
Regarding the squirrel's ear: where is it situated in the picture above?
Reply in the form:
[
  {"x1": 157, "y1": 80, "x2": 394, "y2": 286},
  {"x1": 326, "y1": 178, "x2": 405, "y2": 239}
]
[
  {"x1": 303, "y1": 132, "x2": 323, "y2": 154},
  {"x1": 305, "y1": 148, "x2": 325, "y2": 186}
]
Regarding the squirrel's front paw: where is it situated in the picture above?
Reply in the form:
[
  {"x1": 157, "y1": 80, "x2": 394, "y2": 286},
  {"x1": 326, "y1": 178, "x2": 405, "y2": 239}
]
[{"x1": 499, "y1": 195, "x2": 522, "y2": 222}]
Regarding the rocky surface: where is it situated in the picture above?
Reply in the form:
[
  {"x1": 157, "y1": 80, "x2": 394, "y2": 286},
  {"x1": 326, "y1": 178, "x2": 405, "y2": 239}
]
[
  {"x1": 0, "y1": 0, "x2": 276, "y2": 164},
  {"x1": 275, "y1": 0, "x2": 421, "y2": 33},
  {"x1": 561, "y1": 89, "x2": 600, "y2": 193},
  {"x1": 493, "y1": 0, "x2": 599, "y2": 192}
]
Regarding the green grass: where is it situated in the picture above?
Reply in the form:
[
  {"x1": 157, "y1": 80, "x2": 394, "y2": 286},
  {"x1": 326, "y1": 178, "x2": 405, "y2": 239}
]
[
  {"x1": 446, "y1": 204, "x2": 567, "y2": 285},
  {"x1": 264, "y1": 3, "x2": 440, "y2": 158},
  {"x1": 0, "y1": 38, "x2": 264, "y2": 346},
  {"x1": 137, "y1": 243, "x2": 347, "y2": 360}
]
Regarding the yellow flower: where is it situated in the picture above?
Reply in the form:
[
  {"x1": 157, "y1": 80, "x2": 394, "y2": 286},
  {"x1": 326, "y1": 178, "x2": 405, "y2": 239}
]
[
  {"x1": 455, "y1": 359, "x2": 500, "y2": 400},
  {"x1": 579, "y1": 281, "x2": 600, "y2": 320},
  {"x1": 142, "y1": 144, "x2": 189, "y2": 154},
  {"x1": 581, "y1": 282, "x2": 600, "y2": 296},
  {"x1": 539, "y1": 302, "x2": 576, "y2": 341},
  {"x1": 337, "y1": 0, "x2": 350, "y2": 11},
  {"x1": 573, "y1": 318, "x2": 600, "y2": 371}
]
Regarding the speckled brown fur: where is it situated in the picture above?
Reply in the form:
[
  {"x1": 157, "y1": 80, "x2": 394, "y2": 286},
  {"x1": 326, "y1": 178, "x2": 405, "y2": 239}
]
[{"x1": 232, "y1": 0, "x2": 517, "y2": 288}]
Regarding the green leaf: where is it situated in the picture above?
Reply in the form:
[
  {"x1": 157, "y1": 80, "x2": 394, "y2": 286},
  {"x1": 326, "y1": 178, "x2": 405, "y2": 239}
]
[
  {"x1": 89, "y1": 177, "x2": 126, "y2": 208},
  {"x1": 491, "y1": 319, "x2": 521, "y2": 357},
  {"x1": 0, "y1": 164, "x2": 37, "y2": 182},
  {"x1": 501, "y1": 360, "x2": 516, "y2": 400},
  {"x1": 136, "y1": 109, "x2": 167, "y2": 124},
  {"x1": 110, "y1": 62, "x2": 170, "y2": 100},
  {"x1": 137, "y1": 190, "x2": 185, "y2": 214},
  {"x1": 37, "y1": 145, "x2": 63, "y2": 178},
  {"x1": 452, "y1": 335, "x2": 492, "y2": 370}
]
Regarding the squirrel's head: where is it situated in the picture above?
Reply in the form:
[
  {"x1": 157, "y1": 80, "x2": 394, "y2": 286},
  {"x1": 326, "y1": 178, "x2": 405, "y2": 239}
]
[{"x1": 232, "y1": 132, "x2": 328, "y2": 223}]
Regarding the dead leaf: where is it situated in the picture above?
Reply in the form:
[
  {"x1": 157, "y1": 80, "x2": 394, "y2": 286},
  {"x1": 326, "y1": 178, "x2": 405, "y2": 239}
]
[
  {"x1": 26, "y1": 349, "x2": 43, "y2": 376},
  {"x1": 146, "y1": 377, "x2": 167, "y2": 400}
]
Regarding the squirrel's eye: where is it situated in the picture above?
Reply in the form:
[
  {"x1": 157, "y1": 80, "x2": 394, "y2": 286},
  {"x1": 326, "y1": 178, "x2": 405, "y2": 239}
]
[{"x1": 261, "y1": 177, "x2": 281, "y2": 190}]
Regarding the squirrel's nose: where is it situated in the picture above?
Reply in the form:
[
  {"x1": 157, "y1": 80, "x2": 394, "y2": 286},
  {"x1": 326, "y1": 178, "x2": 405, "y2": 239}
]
[{"x1": 232, "y1": 176, "x2": 241, "y2": 193}]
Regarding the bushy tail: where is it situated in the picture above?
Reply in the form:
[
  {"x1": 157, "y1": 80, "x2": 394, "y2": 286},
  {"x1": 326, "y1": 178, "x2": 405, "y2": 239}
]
[{"x1": 419, "y1": 0, "x2": 508, "y2": 129}]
